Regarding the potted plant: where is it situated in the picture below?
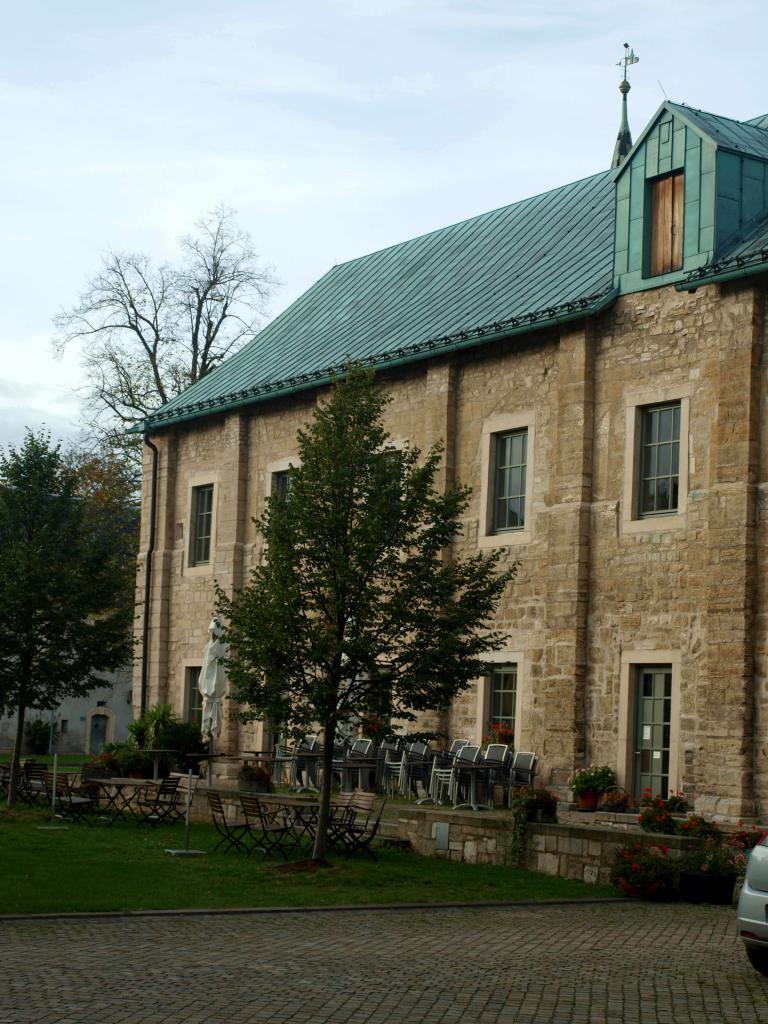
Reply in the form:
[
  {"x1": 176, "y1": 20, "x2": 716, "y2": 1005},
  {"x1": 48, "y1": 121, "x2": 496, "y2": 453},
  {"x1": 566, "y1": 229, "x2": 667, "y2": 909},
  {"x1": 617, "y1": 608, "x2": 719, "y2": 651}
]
[
  {"x1": 677, "y1": 814, "x2": 720, "y2": 839},
  {"x1": 238, "y1": 761, "x2": 272, "y2": 794},
  {"x1": 483, "y1": 723, "x2": 515, "y2": 750},
  {"x1": 611, "y1": 841, "x2": 676, "y2": 900},
  {"x1": 638, "y1": 795, "x2": 678, "y2": 835},
  {"x1": 664, "y1": 791, "x2": 690, "y2": 814},
  {"x1": 569, "y1": 765, "x2": 616, "y2": 811},
  {"x1": 678, "y1": 837, "x2": 747, "y2": 904},
  {"x1": 510, "y1": 786, "x2": 559, "y2": 823},
  {"x1": 598, "y1": 787, "x2": 633, "y2": 813}
]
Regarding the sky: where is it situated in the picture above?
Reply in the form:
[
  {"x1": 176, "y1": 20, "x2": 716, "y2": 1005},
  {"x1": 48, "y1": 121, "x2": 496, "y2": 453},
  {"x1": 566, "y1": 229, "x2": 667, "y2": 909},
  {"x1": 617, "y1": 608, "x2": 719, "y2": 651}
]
[{"x1": 1, "y1": 0, "x2": 767, "y2": 449}]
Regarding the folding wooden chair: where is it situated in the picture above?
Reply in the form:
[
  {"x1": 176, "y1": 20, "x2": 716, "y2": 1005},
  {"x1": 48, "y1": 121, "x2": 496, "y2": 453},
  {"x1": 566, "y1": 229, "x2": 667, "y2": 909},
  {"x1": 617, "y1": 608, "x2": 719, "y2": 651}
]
[
  {"x1": 206, "y1": 791, "x2": 253, "y2": 855},
  {"x1": 44, "y1": 771, "x2": 97, "y2": 825},
  {"x1": 329, "y1": 795, "x2": 387, "y2": 860},
  {"x1": 135, "y1": 775, "x2": 182, "y2": 826},
  {"x1": 240, "y1": 794, "x2": 299, "y2": 860}
]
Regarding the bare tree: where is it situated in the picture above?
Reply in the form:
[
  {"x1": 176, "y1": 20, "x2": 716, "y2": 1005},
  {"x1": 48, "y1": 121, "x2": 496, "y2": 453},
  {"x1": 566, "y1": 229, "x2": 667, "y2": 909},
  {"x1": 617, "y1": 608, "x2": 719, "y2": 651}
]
[{"x1": 55, "y1": 206, "x2": 277, "y2": 467}]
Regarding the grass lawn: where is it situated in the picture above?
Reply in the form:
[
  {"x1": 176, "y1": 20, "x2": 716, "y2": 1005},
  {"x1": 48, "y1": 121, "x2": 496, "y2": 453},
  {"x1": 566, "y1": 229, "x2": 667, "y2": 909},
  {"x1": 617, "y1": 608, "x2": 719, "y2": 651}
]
[{"x1": 0, "y1": 807, "x2": 616, "y2": 914}]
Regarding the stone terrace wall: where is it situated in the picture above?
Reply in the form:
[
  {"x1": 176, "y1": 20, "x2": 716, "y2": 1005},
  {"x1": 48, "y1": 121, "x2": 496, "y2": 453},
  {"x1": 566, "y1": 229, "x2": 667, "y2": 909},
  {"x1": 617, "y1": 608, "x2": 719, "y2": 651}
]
[{"x1": 393, "y1": 806, "x2": 695, "y2": 885}]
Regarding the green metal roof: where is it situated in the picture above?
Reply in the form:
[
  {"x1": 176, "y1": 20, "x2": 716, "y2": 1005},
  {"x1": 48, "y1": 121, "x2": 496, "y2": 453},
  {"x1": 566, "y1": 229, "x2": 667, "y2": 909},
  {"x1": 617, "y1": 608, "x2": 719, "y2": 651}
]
[
  {"x1": 680, "y1": 207, "x2": 768, "y2": 290},
  {"x1": 666, "y1": 103, "x2": 768, "y2": 160},
  {"x1": 143, "y1": 171, "x2": 616, "y2": 431}
]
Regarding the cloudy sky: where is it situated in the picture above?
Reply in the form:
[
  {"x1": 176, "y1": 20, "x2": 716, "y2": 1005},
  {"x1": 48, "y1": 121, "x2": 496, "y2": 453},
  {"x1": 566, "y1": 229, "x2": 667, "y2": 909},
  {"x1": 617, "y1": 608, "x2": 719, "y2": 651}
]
[{"x1": 1, "y1": 0, "x2": 766, "y2": 448}]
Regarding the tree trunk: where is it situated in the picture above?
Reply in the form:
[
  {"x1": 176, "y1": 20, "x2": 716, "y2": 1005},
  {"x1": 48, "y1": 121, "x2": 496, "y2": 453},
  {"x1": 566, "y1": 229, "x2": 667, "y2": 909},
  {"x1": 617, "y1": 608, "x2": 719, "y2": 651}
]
[
  {"x1": 7, "y1": 701, "x2": 27, "y2": 808},
  {"x1": 312, "y1": 721, "x2": 336, "y2": 863}
]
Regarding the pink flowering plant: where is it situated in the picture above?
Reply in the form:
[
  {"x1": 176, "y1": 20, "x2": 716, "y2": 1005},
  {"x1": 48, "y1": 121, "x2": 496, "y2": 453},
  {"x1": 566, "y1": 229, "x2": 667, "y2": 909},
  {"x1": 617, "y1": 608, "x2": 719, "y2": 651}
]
[
  {"x1": 681, "y1": 836, "x2": 748, "y2": 879},
  {"x1": 731, "y1": 820, "x2": 768, "y2": 851}
]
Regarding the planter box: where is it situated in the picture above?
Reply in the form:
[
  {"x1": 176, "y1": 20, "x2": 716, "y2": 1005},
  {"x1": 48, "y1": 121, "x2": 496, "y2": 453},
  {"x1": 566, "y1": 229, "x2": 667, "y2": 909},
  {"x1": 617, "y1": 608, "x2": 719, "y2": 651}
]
[
  {"x1": 238, "y1": 782, "x2": 272, "y2": 795},
  {"x1": 678, "y1": 871, "x2": 736, "y2": 905}
]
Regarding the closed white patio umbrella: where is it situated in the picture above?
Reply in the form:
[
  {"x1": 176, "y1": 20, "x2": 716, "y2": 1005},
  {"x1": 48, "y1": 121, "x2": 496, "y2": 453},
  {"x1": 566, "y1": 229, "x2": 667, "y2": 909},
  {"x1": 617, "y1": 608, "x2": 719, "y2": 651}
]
[{"x1": 199, "y1": 618, "x2": 229, "y2": 782}]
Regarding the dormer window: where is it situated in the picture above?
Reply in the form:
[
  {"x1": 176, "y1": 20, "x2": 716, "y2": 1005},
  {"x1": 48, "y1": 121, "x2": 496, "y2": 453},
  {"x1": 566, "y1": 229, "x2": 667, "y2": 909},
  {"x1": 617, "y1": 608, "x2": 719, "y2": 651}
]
[{"x1": 650, "y1": 171, "x2": 684, "y2": 276}]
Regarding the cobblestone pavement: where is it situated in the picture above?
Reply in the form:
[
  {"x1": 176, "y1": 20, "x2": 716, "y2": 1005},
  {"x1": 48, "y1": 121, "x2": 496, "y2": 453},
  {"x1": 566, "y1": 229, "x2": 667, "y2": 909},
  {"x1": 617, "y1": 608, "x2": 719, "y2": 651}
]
[{"x1": 1, "y1": 902, "x2": 767, "y2": 1024}]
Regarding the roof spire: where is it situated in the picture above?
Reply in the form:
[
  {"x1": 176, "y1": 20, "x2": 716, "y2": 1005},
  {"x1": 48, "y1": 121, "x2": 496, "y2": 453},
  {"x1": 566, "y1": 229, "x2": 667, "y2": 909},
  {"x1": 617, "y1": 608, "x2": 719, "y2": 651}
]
[{"x1": 612, "y1": 42, "x2": 638, "y2": 168}]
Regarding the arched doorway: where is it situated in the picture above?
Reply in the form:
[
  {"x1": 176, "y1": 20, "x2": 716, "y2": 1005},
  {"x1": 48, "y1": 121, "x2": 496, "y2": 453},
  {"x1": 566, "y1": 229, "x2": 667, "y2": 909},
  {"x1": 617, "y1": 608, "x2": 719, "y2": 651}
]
[{"x1": 85, "y1": 707, "x2": 116, "y2": 755}]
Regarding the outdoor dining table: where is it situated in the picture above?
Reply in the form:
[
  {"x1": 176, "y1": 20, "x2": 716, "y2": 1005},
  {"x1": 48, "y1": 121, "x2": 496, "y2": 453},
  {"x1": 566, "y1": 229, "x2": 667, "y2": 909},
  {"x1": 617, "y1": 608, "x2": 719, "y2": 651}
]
[
  {"x1": 452, "y1": 761, "x2": 492, "y2": 812},
  {"x1": 338, "y1": 756, "x2": 378, "y2": 792},
  {"x1": 89, "y1": 777, "x2": 160, "y2": 825},
  {"x1": 256, "y1": 793, "x2": 322, "y2": 845}
]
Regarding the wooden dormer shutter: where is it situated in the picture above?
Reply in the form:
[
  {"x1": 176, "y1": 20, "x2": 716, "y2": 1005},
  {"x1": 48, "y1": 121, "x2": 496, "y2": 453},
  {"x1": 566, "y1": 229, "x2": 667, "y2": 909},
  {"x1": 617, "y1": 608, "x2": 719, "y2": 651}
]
[{"x1": 650, "y1": 171, "x2": 684, "y2": 276}]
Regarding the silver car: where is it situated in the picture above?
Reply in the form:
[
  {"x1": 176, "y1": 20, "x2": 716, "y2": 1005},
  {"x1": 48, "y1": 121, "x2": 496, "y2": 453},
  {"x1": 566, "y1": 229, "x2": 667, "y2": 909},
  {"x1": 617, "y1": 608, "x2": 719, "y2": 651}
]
[{"x1": 737, "y1": 838, "x2": 768, "y2": 974}]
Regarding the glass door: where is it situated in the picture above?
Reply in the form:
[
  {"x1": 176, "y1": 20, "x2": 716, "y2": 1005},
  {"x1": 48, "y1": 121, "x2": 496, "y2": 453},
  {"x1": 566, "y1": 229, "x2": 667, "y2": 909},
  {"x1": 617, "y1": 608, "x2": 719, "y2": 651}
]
[{"x1": 633, "y1": 666, "x2": 671, "y2": 799}]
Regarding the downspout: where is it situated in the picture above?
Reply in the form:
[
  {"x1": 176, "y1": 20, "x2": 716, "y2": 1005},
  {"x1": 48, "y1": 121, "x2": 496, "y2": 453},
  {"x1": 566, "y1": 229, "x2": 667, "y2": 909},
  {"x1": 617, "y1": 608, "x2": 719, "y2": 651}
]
[{"x1": 140, "y1": 432, "x2": 159, "y2": 715}]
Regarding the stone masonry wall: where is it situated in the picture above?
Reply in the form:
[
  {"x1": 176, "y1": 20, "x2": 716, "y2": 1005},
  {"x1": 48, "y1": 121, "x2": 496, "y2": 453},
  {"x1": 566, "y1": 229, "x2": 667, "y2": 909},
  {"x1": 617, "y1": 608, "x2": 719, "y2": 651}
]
[{"x1": 136, "y1": 277, "x2": 768, "y2": 815}]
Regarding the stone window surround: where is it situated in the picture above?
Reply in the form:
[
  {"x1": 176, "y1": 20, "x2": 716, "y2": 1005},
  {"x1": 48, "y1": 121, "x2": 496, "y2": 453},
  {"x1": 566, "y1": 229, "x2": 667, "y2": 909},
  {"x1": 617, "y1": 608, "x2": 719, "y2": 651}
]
[
  {"x1": 265, "y1": 456, "x2": 300, "y2": 508},
  {"x1": 473, "y1": 649, "x2": 526, "y2": 749},
  {"x1": 477, "y1": 411, "x2": 535, "y2": 549},
  {"x1": 621, "y1": 383, "x2": 691, "y2": 535},
  {"x1": 184, "y1": 664, "x2": 203, "y2": 725},
  {"x1": 184, "y1": 471, "x2": 219, "y2": 577},
  {"x1": 616, "y1": 648, "x2": 681, "y2": 795},
  {"x1": 83, "y1": 707, "x2": 117, "y2": 755},
  {"x1": 180, "y1": 659, "x2": 204, "y2": 724}
]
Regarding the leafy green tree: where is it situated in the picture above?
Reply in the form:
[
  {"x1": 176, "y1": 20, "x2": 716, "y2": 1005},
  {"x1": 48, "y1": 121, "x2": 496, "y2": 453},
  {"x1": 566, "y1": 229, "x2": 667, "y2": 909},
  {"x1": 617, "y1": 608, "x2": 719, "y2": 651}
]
[
  {"x1": 0, "y1": 432, "x2": 135, "y2": 806},
  {"x1": 216, "y1": 366, "x2": 516, "y2": 861}
]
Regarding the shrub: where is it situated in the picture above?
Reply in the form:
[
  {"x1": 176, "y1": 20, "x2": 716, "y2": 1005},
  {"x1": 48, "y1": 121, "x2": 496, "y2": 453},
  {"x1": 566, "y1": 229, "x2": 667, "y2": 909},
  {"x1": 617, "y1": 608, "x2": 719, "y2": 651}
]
[
  {"x1": 731, "y1": 821, "x2": 768, "y2": 851},
  {"x1": 238, "y1": 761, "x2": 272, "y2": 786},
  {"x1": 103, "y1": 741, "x2": 153, "y2": 777},
  {"x1": 681, "y1": 836, "x2": 748, "y2": 878},
  {"x1": 510, "y1": 786, "x2": 559, "y2": 821},
  {"x1": 677, "y1": 814, "x2": 720, "y2": 839},
  {"x1": 25, "y1": 718, "x2": 54, "y2": 755},
  {"x1": 611, "y1": 842, "x2": 676, "y2": 900}
]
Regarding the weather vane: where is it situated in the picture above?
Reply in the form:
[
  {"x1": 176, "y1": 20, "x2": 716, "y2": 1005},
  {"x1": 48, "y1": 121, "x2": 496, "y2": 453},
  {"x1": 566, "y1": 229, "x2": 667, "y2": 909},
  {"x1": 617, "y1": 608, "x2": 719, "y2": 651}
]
[{"x1": 617, "y1": 42, "x2": 639, "y2": 82}]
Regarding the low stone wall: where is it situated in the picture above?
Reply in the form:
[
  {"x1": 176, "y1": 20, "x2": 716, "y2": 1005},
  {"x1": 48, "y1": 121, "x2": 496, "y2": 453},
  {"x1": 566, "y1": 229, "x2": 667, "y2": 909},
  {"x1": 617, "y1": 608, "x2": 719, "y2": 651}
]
[{"x1": 393, "y1": 806, "x2": 694, "y2": 885}]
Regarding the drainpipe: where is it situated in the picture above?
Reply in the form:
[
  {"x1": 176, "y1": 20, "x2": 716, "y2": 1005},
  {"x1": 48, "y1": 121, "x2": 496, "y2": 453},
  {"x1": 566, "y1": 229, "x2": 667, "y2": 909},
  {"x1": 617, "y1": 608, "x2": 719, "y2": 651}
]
[{"x1": 140, "y1": 433, "x2": 159, "y2": 715}]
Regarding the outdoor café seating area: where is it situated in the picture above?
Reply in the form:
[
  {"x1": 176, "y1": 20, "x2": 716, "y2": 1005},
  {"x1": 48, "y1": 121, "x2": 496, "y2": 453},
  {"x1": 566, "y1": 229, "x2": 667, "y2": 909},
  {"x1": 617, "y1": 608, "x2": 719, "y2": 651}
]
[
  {"x1": 0, "y1": 759, "x2": 197, "y2": 827},
  {"x1": 249, "y1": 736, "x2": 538, "y2": 811},
  {"x1": 0, "y1": 737, "x2": 538, "y2": 861}
]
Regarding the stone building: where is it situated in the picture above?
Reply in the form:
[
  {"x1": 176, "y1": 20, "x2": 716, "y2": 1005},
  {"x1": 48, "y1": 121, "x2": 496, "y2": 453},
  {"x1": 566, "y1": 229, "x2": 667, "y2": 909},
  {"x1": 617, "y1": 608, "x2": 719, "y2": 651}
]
[
  {"x1": 0, "y1": 668, "x2": 133, "y2": 756},
  {"x1": 135, "y1": 95, "x2": 768, "y2": 818}
]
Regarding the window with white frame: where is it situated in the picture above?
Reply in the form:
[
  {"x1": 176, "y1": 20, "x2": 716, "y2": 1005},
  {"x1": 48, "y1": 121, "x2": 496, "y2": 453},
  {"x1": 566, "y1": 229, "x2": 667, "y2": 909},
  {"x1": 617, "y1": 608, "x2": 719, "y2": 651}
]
[
  {"x1": 492, "y1": 429, "x2": 528, "y2": 533},
  {"x1": 478, "y1": 412, "x2": 534, "y2": 549},
  {"x1": 638, "y1": 402, "x2": 680, "y2": 517},
  {"x1": 622, "y1": 388, "x2": 689, "y2": 535}
]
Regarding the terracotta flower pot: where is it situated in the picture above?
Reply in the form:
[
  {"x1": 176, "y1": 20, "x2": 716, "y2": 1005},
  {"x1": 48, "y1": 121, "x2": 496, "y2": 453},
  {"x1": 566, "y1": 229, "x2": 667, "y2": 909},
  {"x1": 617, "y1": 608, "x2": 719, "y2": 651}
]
[{"x1": 577, "y1": 790, "x2": 599, "y2": 811}]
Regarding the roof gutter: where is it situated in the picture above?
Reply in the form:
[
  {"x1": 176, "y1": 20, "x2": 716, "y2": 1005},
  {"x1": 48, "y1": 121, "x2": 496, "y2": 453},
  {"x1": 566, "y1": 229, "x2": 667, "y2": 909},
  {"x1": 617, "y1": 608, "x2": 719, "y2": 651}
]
[
  {"x1": 676, "y1": 261, "x2": 768, "y2": 292},
  {"x1": 137, "y1": 288, "x2": 618, "y2": 434}
]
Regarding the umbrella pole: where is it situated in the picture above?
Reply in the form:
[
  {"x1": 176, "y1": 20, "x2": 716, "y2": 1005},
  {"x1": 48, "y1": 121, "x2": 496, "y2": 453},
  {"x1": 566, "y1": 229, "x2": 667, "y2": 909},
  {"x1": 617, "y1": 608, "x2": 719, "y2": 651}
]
[
  {"x1": 184, "y1": 768, "x2": 192, "y2": 850},
  {"x1": 50, "y1": 752, "x2": 57, "y2": 822},
  {"x1": 37, "y1": 752, "x2": 67, "y2": 831},
  {"x1": 207, "y1": 736, "x2": 213, "y2": 787},
  {"x1": 165, "y1": 768, "x2": 206, "y2": 857}
]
